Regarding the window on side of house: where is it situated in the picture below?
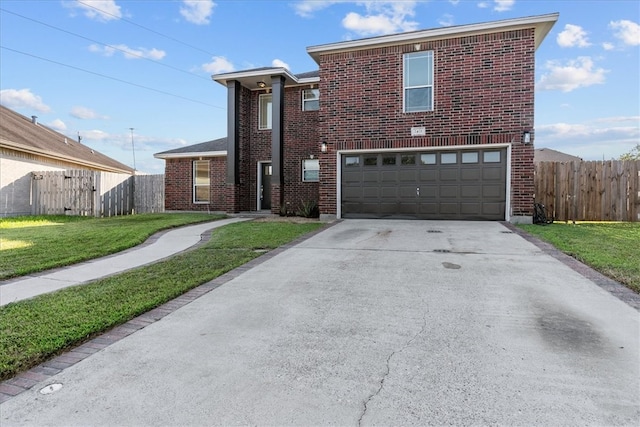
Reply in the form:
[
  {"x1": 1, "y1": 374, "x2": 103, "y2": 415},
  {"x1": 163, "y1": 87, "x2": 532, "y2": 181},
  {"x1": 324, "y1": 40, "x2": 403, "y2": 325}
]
[
  {"x1": 302, "y1": 89, "x2": 320, "y2": 111},
  {"x1": 403, "y1": 51, "x2": 434, "y2": 113},
  {"x1": 302, "y1": 159, "x2": 319, "y2": 182},
  {"x1": 259, "y1": 94, "x2": 272, "y2": 130},
  {"x1": 193, "y1": 160, "x2": 210, "y2": 203}
]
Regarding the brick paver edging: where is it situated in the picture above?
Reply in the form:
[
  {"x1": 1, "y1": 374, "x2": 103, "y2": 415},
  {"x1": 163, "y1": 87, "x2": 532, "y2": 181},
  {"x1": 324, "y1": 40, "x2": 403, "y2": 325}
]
[
  {"x1": 502, "y1": 222, "x2": 640, "y2": 311},
  {"x1": 0, "y1": 220, "x2": 339, "y2": 403}
]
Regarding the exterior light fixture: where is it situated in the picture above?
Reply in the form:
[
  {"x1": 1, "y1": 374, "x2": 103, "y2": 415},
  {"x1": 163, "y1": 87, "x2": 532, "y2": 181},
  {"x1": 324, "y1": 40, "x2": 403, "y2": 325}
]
[
  {"x1": 321, "y1": 141, "x2": 328, "y2": 153},
  {"x1": 257, "y1": 81, "x2": 266, "y2": 88},
  {"x1": 522, "y1": 131, "x2": 531, "y2": 144}
]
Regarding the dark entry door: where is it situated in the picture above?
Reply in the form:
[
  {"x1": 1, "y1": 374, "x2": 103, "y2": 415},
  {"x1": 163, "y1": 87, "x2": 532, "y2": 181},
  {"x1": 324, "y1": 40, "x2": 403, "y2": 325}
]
[{"x1": 260, "y1": 163, "x2": 272, "y2": 210}]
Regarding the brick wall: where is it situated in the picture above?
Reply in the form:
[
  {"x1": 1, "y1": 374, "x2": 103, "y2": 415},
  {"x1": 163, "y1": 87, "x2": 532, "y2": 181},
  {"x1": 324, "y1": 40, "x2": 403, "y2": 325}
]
[
  {"x1": 164, "y1": 157, "x2": 226, "y2": 211},
  {"x1": 244, "y1": 86, "x2": 320, "y2": 214},
  {"x1": 317, "y1": 29, "x2": 536, "y2": 217}
]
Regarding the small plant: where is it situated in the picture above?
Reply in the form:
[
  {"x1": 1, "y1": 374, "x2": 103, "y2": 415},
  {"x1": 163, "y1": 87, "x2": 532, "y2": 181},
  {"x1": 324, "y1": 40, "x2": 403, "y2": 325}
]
[{"x1": 297, "y1": 200, "x2": 319, "y2": 218}]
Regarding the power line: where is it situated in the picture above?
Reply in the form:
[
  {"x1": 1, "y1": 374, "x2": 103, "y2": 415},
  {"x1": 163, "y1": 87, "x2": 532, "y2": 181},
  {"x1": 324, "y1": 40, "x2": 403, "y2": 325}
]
[
  {"x1": 0, "y1": 45, "x2": 224, "y2": 110},
  {"x1": 0, "y1": 7, "x2": 212, "y2": 82},
  {"x1": 76, "y1": 0, "x2": 219, "y2": 57}
]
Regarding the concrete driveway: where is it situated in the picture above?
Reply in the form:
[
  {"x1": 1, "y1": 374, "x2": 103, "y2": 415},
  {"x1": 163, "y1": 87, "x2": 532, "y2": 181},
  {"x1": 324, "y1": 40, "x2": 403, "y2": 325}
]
[{"x1": 2, "y1": 220, "x2": 639, "y2": 426}]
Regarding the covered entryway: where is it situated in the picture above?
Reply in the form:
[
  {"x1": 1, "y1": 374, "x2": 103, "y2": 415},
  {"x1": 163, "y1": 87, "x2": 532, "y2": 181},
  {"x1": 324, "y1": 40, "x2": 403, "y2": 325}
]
[{"x1": 341, "y1": 147, "x2": 507, "y2": 220}]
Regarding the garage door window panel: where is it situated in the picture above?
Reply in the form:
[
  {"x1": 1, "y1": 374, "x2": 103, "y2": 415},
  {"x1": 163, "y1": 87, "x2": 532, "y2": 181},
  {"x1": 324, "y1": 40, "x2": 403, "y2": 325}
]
[
  {"x1": 483, "y1": 151, "x2": 501, "y2": 163},
  {"x1": 462, "y1": 152, "x2": 479, "y2": 163},
  {"x1": 420, "y1": 153, "x2": 436, "y2": 165},
  {"x1": 364, "y1": 156, "x2": 378, "y2": 166}
]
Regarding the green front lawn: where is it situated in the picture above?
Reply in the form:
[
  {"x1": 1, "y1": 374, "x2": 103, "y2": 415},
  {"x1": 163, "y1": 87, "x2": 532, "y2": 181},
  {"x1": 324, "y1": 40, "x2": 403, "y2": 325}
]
[
  {"x1": 0, "y1": 220, "x2": 324, "y2": 380},
  {"x1": 0, "y1": 213, "x2": 224, "y2": 279},
  {"x1": 518, "y1": 222, "x2": 640, "y2": 293}
]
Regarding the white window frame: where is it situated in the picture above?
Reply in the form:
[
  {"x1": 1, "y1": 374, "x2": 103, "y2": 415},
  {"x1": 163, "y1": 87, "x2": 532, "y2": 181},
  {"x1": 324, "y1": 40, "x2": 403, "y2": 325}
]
[
  {"x1": 302, "y1": 89, "x2": 320, "y2": 111},
  {"x1": 193, "y1": 160, "x2": 210, "y2": 203},
  {"x1": 302, "y1": 159, "x2": 319, "y2": 182},
  {"x1": 259, "y1": 94, "x2": 272, "y2": 130},
  {"x1": 403, "y1": 51, "x2": 434, "y2": 113}
]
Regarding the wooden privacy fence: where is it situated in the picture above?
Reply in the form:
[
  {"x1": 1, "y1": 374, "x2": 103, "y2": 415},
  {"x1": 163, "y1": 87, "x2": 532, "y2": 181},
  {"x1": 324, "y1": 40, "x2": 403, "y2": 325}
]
[
  {"x1": 31, "y1": 170, "x2": 164, "y2": 217},
  {"x1": 535, "y1": 160, "x2": 640, "y2": 222}
]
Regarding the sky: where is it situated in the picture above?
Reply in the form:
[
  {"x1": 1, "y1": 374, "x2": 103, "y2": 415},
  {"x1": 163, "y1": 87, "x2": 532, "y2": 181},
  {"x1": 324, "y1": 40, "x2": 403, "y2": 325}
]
[{"x1": 1, "y1": 0, "x2": 638, "y2": 174}]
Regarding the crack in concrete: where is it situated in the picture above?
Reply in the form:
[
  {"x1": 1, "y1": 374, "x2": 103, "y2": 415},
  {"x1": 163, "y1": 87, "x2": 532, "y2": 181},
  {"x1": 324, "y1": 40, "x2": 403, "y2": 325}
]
[{"x1": 357, "y1": 311, "x2": 428, "y2": 426}]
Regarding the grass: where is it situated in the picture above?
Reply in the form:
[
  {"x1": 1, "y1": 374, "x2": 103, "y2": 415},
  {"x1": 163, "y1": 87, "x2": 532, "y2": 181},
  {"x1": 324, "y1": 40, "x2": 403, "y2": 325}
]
[
  {"x1": 0, "y1": 213, "x2": 224, "y2": 279},
  {"x1": 0, "y1": 220, "x2": 324, "y2": 380},
  {"x1": 518, "y1": 222, "x2": 640, "y2": 293}
]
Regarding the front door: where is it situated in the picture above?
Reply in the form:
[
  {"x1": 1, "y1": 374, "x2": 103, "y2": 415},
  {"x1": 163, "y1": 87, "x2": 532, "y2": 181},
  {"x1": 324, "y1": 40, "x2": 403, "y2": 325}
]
[{"x1": 260, "y1": 163, "x2": 272, "y2": 210}]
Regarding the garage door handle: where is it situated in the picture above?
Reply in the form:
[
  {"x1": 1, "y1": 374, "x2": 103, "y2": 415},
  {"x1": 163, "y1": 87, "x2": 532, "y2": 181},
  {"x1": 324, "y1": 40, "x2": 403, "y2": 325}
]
[{"x1": 416, "y1": 187, "x2": 420, "y2": 196}]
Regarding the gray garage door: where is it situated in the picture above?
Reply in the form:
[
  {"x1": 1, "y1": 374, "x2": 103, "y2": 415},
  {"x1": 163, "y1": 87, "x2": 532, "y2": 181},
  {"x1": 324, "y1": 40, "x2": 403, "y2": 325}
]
[{"x1": 341, "y1": 148, "x2": 507, "y2": 220}]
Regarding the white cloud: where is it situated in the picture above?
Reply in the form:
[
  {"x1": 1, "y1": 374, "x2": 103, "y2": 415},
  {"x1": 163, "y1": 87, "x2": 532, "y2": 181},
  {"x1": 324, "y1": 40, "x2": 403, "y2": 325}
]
[
  {"x1": 293, "y1": 1, "x2": 419, "y2": 35},
  {"x1": 48, "y1": 119, "x2": 67, "y2": 132},
  {"x1": 610, "y1": 20, "x2": 640, "y2": 46},
  {"x1": 272, "y1": 59, "x2": 290, "y2": 70},
  {"x1": 342, "y1": 1, "x2": 419, "y2": 36},
  {"x1": 438, "y1": 14, "x2": 454, "y2": 27},
  {"x1": 64, "y1": 0, "x2": 122, "y2": 22},
  {"x1": 477, "y1": 2, "x2": 490, "y2": 8},
  {"x1": 536, "y1": 57, "x2": 607, "y2": 92},
  {"x1": 449, "y1": 0, "x2": 460, "y2": 5},
  {"x1": 70, "y1": 106, "x2": 108, "y2": 120},
  {"x1": 557, "y1": 24, "x2": 591, "y2": 48},
  {"x1": 293, "y1": 0, "x2": 343, "y2": 18},
  {"x1": 89, "y1": 44, "x2": 166, "y2": 60},
  {"x1": 493, "y1": 0, "x2": 514, "y2": 12},
  {"x1": 0, "y1": 88, "x2": 51, "y2": 113},
  {"x1": 180, "y1": 0, "x2": 215, "y2": 25},
  {"x1": 536, "y1": 117, "x2": 640, "y2": 160},
  {"x1": 202, "y1": 56, "x2": 234, "y2": 74},
  {"x1": 602, "y1": 42, "x2": 615, "y2": 51}
]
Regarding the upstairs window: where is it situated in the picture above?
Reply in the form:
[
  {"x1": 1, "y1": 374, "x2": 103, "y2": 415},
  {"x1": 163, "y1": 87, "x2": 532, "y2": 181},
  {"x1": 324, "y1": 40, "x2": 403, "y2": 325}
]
[
  {"x1": 193, "y1": 160, "x2": 210, "y2": 203},
  {"x1": 403, "y1": 51, "x2": 434, "y2": 113},
  {"x1": 302, "y1": 89, "x2": 320, "y2": 111},
  {"x1": 259, "y1": 94, "x2": 272, "y2": 130}
]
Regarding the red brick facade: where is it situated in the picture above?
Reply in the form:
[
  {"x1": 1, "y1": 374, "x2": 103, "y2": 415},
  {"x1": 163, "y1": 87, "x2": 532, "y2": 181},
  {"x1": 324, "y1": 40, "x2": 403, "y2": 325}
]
[
  {"x1": 161, "y1": 15, "x2": 558, "y2": 221},
  {"x1": 317, "y1": 29, "x2": 536, "y2": 217},
  {"x1": 164, "y1": 157, "x2": 226, "y2": 211},
  {"x1": 236, "y1": 87, "x2": 320, "y2": 214}
]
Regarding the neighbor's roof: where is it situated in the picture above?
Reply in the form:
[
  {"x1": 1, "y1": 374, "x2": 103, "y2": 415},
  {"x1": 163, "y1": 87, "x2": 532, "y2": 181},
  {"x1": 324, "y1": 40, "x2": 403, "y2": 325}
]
[
  {"x1": 212, "y1": 68, "x2": 319, "y2": 91},
  {"x1": 307, "y1": 13, "x2": 559, "y2": 63},
  {"x1": 0, "y1": 105, "x2": 133, "y2": 173},
  {"x1": 154, "y1": 137, "x2": 227, "y2": 159},
  {"x1": 534, "y1": 148, "x2": 583, "y2": 163}
]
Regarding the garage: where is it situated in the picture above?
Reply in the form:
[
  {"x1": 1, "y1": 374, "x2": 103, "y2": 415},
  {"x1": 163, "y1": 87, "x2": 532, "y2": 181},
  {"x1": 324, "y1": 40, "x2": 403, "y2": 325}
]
[{"x1": 341, "y1": 147, "x2": 507, "y2": 220}]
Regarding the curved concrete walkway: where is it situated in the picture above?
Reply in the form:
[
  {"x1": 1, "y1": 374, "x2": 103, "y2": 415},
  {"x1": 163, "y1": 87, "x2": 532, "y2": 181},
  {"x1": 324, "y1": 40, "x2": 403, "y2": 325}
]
[{"x1": 0, "y1": 217, "x2": 250, "y2": 306}]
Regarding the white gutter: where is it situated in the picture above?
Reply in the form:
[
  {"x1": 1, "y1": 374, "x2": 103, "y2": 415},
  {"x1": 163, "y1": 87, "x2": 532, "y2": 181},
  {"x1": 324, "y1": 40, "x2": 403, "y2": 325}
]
[{"x1": 154, "y1": 151, "x2": 228, "y2": 160}]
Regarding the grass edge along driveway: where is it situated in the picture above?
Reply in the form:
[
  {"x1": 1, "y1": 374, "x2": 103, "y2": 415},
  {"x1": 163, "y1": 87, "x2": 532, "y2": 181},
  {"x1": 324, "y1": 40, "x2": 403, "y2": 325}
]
[
  {"x1": 0, "y1": 220, "x2": 325, "y2": 381},
  {"x1": 518, "y1": 221, "x2": 640, "y2": 294}
]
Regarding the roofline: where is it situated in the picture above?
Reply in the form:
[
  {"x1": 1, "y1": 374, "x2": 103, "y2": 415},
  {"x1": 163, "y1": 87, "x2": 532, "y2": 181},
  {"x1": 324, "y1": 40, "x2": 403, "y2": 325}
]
[
  {"x1": 154, "y1": 151, "x2": 228, "y2": 159},
  {"x1": 1, "y1": 139, "x2": 133, "y2": 174},
  {"x1": 307, "y1": 13, "x2": 559, "y2": 62},
  {"x1": 211, "y1": 67, "x2": 320, "y2": 89}
]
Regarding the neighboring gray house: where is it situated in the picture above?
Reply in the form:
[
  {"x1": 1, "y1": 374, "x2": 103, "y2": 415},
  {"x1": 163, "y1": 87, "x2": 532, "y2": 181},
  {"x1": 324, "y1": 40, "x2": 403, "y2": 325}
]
[
  {"x1": 534, "y1": 148, "x2": 583, "y2": 163},
  {"x1": 0, "y1": 105, "x2": 134, "y2": 217}
]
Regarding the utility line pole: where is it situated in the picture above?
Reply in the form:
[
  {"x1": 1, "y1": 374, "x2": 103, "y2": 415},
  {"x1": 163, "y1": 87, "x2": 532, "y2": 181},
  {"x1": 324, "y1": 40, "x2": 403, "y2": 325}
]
[{"x1": 129, "y1": 127, "x2": 137, "y2": 173}]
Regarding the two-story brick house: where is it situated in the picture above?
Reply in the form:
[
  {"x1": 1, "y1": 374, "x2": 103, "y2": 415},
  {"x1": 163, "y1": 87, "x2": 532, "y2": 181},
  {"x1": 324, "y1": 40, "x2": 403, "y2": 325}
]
[{"x1": 155, "y1": 13, "x2": 558, "y2": 223}]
